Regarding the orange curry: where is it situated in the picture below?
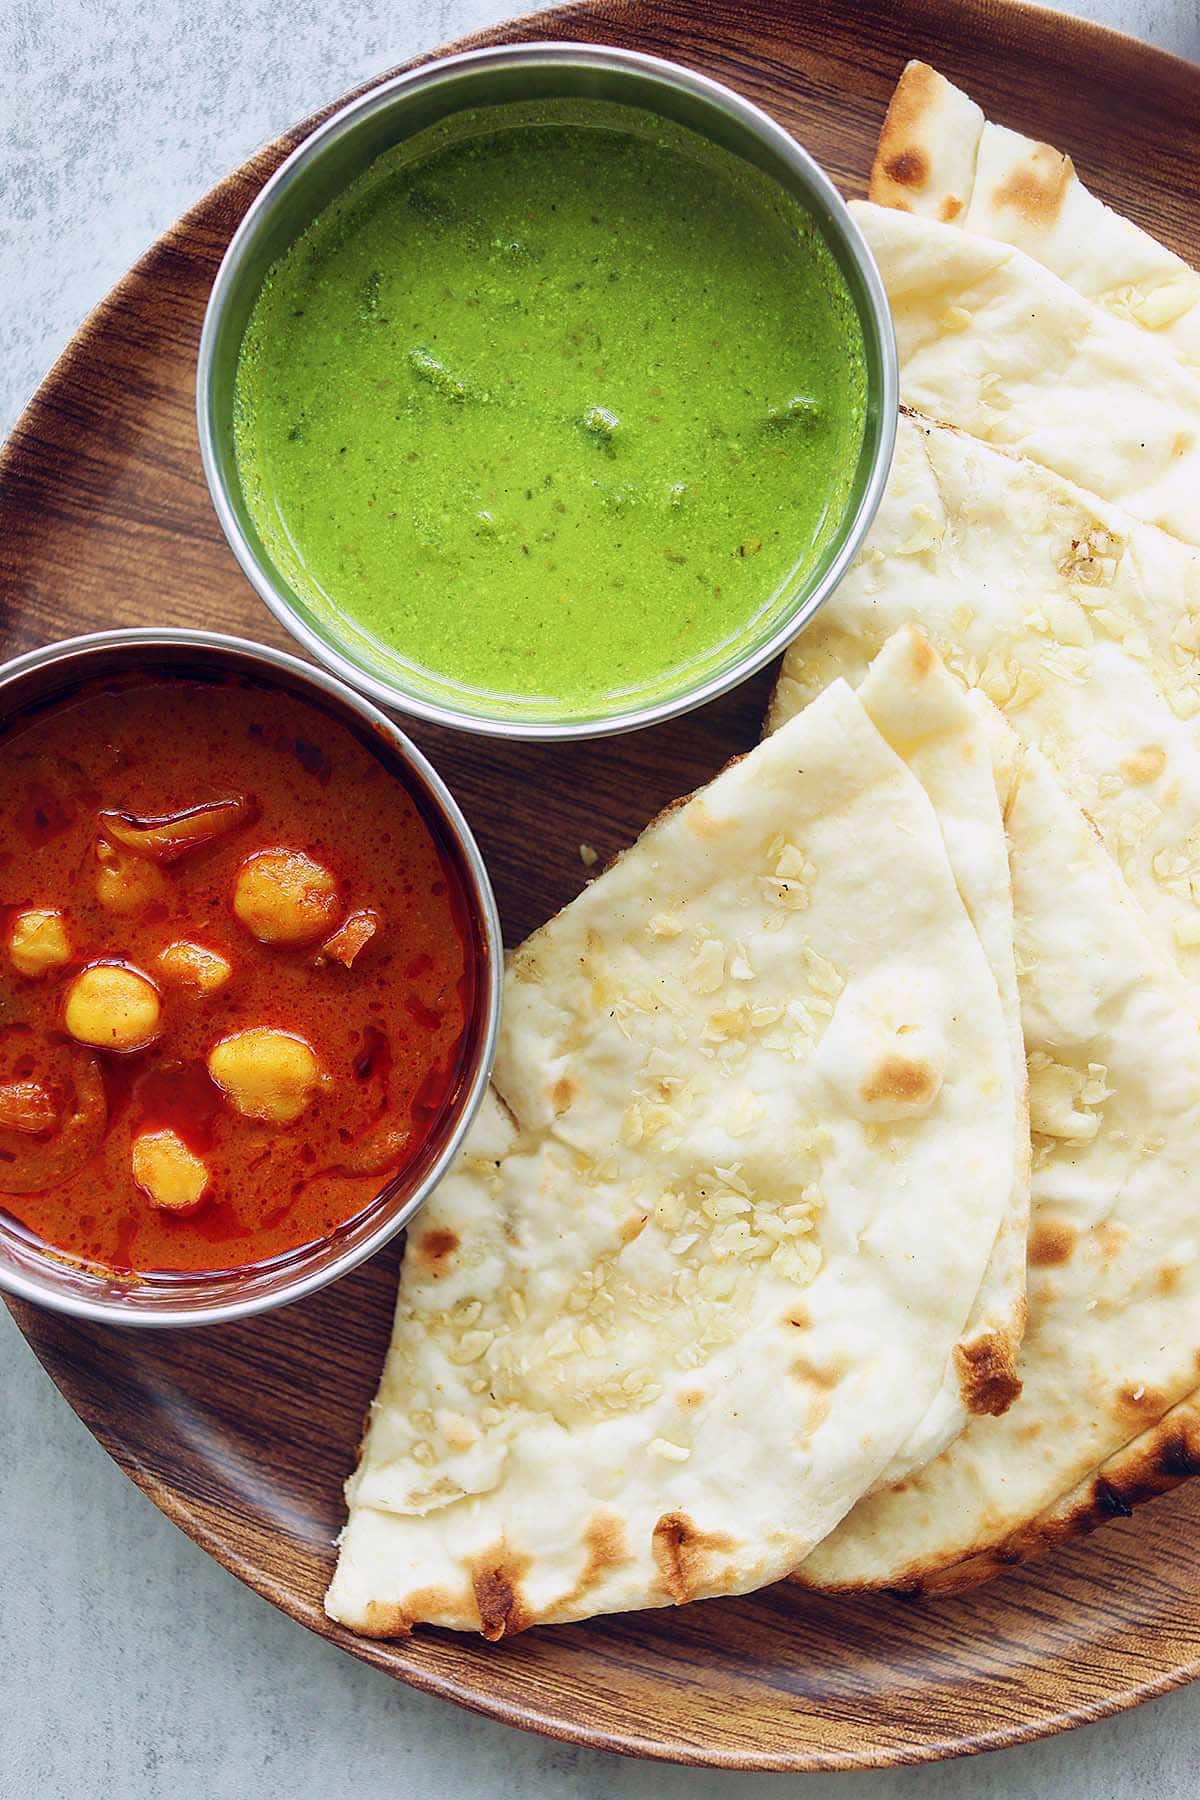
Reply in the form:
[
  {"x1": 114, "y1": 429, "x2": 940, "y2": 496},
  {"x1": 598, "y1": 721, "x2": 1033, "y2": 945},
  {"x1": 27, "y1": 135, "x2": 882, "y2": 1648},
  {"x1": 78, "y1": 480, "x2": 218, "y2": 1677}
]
[{"x1": 0, "y1": 672, "x2": 477, "y2": 1275}]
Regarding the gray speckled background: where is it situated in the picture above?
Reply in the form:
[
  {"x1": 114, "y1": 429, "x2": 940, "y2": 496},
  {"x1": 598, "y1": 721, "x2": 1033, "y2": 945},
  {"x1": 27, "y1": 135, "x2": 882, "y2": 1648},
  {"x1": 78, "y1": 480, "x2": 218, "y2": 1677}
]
[{"x1": 3, "y1": 4, "x2": 1200, "y2": 1795}]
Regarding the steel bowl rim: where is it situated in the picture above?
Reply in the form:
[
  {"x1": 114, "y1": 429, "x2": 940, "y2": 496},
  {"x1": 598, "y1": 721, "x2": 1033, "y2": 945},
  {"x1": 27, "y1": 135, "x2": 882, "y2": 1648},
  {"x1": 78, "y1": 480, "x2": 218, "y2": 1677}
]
[
  {"x1": 196, "y1": 39, "x2": 898, "y2": 741},
  {"x1": 0, "y1": 625, "x2": 503, "y2": 1328}
]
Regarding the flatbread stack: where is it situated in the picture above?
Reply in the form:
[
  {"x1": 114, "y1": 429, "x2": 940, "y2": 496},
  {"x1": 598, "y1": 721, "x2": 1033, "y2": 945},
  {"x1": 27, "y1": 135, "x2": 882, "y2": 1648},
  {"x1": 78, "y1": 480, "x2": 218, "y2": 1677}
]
[
  {"x1": 775, "y1": 65, "x2": 1200, "y2": 1591},
  {"x1": 328, "y1": 67, "x2": 1200, "y2": 1635},
  {"x1": 327, "y1": 655, "x2": 1023, "y2": 1634}
]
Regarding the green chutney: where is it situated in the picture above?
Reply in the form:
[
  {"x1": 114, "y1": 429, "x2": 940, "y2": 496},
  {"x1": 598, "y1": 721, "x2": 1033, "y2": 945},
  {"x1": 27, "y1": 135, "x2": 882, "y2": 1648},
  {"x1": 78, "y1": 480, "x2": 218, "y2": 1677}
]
[{"x1": 234, "y1": 100, "x2": 867, "y2": 721}]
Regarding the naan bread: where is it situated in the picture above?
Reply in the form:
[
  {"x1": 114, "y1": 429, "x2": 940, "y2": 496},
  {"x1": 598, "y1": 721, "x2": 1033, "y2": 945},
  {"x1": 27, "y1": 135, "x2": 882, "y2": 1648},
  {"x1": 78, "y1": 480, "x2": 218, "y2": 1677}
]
[
  {"x1": 870, "y1": 61, "x2": 1200, "y2": 373},
  {"x1": 771, "y1": 97, "x2": 1200, "y2": 1584},
  {"x1": 769, "y1": 412, "x2": 1200, "y2": 1004},
  {"x1": 852, "y1": 627, "x2": 1028, "y2": 1487},
  {"x1": 327, "y1": 678, "x2": 1018, "y2": 1635},
  {"x1": 868, "y1": 58, "x2": 983, "y2": 224},
  {"x1": 798, "y1": 702, "x2": 1200, "y2": 1590},
  {"x1": 851, "y1": 199, "x2": 1200, "y2": 547}
]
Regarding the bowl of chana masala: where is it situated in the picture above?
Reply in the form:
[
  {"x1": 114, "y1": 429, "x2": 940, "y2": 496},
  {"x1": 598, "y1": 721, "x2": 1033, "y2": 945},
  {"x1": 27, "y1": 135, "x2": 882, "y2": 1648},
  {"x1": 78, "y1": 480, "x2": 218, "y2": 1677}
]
[{"x1": 0, "y1": 631, "x2": 501, "y2": 1324}]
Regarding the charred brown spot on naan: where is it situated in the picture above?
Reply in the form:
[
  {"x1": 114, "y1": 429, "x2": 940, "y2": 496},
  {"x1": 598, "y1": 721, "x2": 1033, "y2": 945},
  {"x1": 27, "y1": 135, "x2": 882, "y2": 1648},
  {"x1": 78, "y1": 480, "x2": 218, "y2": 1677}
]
[
  {"x1": 1114, "y1": 1384, "x2": 1167, "y2": 1428},
  {"x1": 1094, "y1": 1219, "x2": 1129, "y2": 1262},
  {"x1": 413, "y1": 1226, "x2": 460, "y2": 1274},
  {"x1": 990, "y1": 147, "x2": 1074, "y2": 227},
  {"x1": 550, "y1": 1075, "x2": 575, "y2": 1114},
  {"x1": 1156, "y1": 1263, "x2": 1183, "y2": 1295},
  {"x1": 675, "y1": 1387, "x2": 705, "y2": 1410},
  {"x1": 790, "y1": 1355, "x2": 842, "y2": 1439},
  {"x1": 872, "y1": 62, "x2": 939, "y2": 193},
  {"x1": 938, "y1": 195, "x2": 963, "y2": 222},
  {"x1": 953, "y1": 1332, "x2": 1022, "y2": 1417},
  {"x1": 542, "y1": 1513, "x2": 630, "y2": 1621},
  {"x1": 470, "y1": 1544, "x2": 533, "y2": 1640},
  {"x1": 790, "y1": 1353, "x2": 841, "y2": 1390},
  {"x1": 884, "y1": 148, "x2": 929, "y2": 191},
  {"x1": 1028, "y1": 1216, "x2": 1077, "y2": 1267},
  {"x1": 872, "y1": 1401, "x2": 1200, "y2": 1600},
  {"x1": 783, "y1": 1305, "x2": 810, "y2": 1330},
  {"x1": 619, "y1": 1211, "x2": 648, "y2": 1245},
  {"x1": 862, "y1": 1052, "x2": 941, "y2": 1108},
  {"x1": 1121, "y1": 745, "x2": 1167, "y2": 785},
  {"x1": 357, "y1": 1588, "x2": 472, "y2": 1638},
  {"x1": 651, "y1": 1513, "x2": 735, "y2": 1605}
]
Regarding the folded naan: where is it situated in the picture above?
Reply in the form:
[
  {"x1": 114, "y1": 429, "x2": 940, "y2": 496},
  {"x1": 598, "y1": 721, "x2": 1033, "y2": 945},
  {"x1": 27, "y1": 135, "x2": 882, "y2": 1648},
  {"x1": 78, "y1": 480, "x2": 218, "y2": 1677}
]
[
  {"x1": 771, "y1": 85, "x2": 1200, "y2": 1586},
  {"x1": 798, "y1": 691, "x2": 1200, "y2": 1590},
  {"x1": 850, "y1": 199, "x2": 1200, "y2": 547},
  {"x1": 327, "y1": 675, "x2": 1018, "y2": 1635},
  {"x1": 869, "y1": 61, "x2": 1200, "y2": 374},
  {"x1": 850, "y1": 627, "x2": 1029, "y2": 1488},
  {"x1": 769, "y1": 413, "x2": 1200, "y2": 1003}
]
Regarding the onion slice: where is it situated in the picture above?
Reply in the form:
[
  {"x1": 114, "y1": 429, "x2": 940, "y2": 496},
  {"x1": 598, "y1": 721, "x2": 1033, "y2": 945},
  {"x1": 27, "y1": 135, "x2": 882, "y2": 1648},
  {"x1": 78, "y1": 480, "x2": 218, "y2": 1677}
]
[{"x1": 98, "y1": 794, "x2": 254, "y2": 863}]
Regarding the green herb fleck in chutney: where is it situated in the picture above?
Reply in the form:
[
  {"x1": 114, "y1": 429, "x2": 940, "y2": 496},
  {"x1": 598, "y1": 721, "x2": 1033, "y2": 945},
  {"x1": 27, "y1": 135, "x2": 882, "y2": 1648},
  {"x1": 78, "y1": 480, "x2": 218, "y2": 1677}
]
[{"x1": 234, "y1": 100, "x2": 868, "y2": 720}]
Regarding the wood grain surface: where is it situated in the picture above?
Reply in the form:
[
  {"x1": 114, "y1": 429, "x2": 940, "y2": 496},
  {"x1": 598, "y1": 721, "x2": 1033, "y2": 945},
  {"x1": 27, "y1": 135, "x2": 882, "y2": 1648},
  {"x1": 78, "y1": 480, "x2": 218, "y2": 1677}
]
[{"x1": 3, "y1": 0, "x2": 1200, "y2": 1771}]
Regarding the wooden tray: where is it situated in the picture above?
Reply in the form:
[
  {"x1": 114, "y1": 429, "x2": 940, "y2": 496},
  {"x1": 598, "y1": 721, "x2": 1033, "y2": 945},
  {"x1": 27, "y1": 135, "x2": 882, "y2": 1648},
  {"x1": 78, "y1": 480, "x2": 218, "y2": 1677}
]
[{"x1": 4, "y1": 0, "x2": 1200, "y2": 1771}]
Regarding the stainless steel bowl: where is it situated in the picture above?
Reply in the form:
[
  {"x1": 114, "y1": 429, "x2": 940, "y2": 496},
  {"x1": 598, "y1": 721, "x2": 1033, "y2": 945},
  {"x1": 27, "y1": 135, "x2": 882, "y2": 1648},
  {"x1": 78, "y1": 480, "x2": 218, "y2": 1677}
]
[
  {"x1": 197, "y1": 42, "x2": 897, "y2": 740},
  {"x1": 0, "y1": 629, "x2": 502, "y2": 1327}
]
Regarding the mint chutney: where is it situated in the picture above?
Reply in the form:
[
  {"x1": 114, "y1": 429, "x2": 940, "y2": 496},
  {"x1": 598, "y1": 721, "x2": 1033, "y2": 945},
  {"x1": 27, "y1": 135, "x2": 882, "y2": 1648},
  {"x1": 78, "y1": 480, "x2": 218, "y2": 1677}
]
[{"x1": 233, "y1": 100, "x2": 868, "y2": 720}]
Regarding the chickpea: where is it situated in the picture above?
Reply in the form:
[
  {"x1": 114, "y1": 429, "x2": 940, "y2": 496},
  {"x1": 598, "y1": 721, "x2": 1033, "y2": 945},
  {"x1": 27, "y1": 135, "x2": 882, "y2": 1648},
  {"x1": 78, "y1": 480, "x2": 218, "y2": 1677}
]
[
  {"x1": 131, "y1": 1129, "x2": 210, "y2": 1212},
  {"x1": 95, "y1": 840, "x2": 169, "y2": 917},
  {"x1": 207, "y1": 1027, "x2": 326, "y2": 1125},
  {"x1": 232, "y1": 848, "x2": 340, "y2": 946},
  {"x1": 65, "y1": 962, "x2": 162, "y2": 1052},
  {"x1": 159, "y1": 940, "x2": 232, "y2": 995},
  {"x1": 8, "y1": 907, "x2": 71, "y2": 978}
]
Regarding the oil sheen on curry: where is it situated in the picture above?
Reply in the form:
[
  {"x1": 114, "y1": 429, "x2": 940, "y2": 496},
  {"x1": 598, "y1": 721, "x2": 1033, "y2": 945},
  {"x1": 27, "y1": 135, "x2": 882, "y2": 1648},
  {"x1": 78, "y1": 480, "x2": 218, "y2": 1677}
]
[
  {"x1": 0, "y1": 673, "x2": 477, "y2": 1275},
  {"x1": 234, "y1": 99, "x2": 868, "y2": 720}
]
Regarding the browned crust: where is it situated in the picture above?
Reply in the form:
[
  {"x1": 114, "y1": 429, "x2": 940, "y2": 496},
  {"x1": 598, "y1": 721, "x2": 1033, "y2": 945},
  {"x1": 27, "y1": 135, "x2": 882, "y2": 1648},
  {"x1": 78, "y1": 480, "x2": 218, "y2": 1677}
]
[
  {"x1": 550, "y1": 1074, "x2": 575, "y2": 1114},
  {"x1": 1114, "y1": 1384, "x2": 1167, "y2": 1431},
  {"x1": 411, "y1": 1225, "x2": 459, "y2": 1274},
  {"x1": 900, "y1": 1397, "x2": 1200, "y2": 1598},
  {"x1": 651, "y1": 1512, "x2": 735, "y2": 1605},
  {"x1": 352, "y1": 1521, "x2": 630, "y2": 1637},
  {"x1": 953, "y1": 1332, "x2": 1023, "y2": 1418},
  {"x1": 861, "y1": 1053, "x2": 939, "y2": 1108},
  {"x1": 869, "y1": 61, "x2": 942, "y2": 209},
  {"x1": 470, "y1": 1542, "x2": 533, "y2": 1640},
  {"x1": 1120, "y1": 744, "x2": 1167, "y2": 786},
  {"x1": 803, "y1": 1391, "x2": 1200, "y2": 1600},
  {"x1": 355, "y1": 1586, "x2": 472, "y2": 1638},
  {"x1": 1028, "y1": 1216, "x2": 1077, "y2": 1267},
  {"x1": 989, "y1": 146, "x2": 1075, "y2": 228},
  {"x1": 540, "y1": 1512, "x2": 631, "y2": 1623}
]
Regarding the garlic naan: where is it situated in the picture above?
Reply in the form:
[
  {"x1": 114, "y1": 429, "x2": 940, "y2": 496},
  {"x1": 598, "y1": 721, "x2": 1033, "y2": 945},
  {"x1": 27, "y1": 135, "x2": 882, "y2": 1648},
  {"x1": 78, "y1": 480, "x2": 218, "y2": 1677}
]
[
  {"x1": 770, "y1": 412, "x2": 1200, "y2": 1004},
  {"x1": 869, "y1": 60, "x2": 1200, "y2": 374},
  {"x1": 801, "y1": 696, "x2": 1200, "y2": 1591},
  {"x1": 851, "y1": 199, "x2": 1200, "y2": 547},
  {"x1": 327, "y1": 676, "x2": 1017, "y2": 1635}
]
